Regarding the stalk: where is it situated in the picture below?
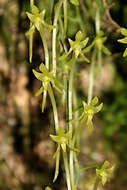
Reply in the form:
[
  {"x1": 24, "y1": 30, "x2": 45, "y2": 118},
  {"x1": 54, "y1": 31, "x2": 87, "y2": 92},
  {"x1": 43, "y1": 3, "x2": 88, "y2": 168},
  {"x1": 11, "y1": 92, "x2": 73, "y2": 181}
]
[
  {"x1": 29, "y1": 0, "x2": 34, "y2": 62},
  {"x1": 52, "y1": 0, "x2": 64, "y2": 76},
  {"x1": 88, "y1": 48, "x2": 96, "y2": 104},
  {"x1": 68, "y1": 62, "x2": 75, "y2": 189},
  {"x1": 39, "y1": 25, "x2": 50, "y2": 112},
  {"x1": 39, "y1": 25, "x2": 49, "y2": 70},
  {"x1": 88, "y1": 8, "x2": 100, "y2": 104},
  {"x1": 63, "y1": 151, "x2": 72, "y2": 190},
  {"x1": 30, "y1": 0, "x2": 34, "y2": 6},
  {"x1": 96, "y1": 8, "x2": 102, "y2": 77},
  {"x1": 64, "y1": 0, "x2": 68, "y2": 38},
  {"x1": 48, "y1": 84, "x2": 59, "y2": 132},
  {"x1": 93, "y1": 177, "x2": 100, "y2": 190}
]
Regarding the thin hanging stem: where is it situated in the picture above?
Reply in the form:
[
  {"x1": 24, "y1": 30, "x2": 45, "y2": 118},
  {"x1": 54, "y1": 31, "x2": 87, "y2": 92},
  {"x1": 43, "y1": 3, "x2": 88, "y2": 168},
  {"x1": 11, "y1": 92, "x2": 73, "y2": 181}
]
[
  {"x1": 93, "y1": 177, "x2": 100, "y2": 190},
  {"x1": 88, "y1": 48, "x2": 97, "y2": 104},
  {"x1": 68, "y1": 62, "x2": 75, "y2": 189},
  {"x1": 96, "y1": 8, "x2": 102, "y2": 77},
  {"x1": 48, "y1": 84, "x2": 59, "y2": 132},
  {"x1": 39, "y1": 26, "x2": 49, "y2": 70},
  {"x1": 39, "y1": 25, "x2": 50, "y2": 112},
  {"x1": 30, "y1": 0, "x2": 34, "y2": 6},
  {"x1": 29, "y1": 0, "x2": 34, "y2": 62},
  {"x1": 52, "y1": 0, "x2": 64, "y2": 76},
  {"x1": 96, "y1": 8, "x2": 100, "y2": 34},
  {"x1": 64, "y1": 0, "x2": 68, "y2": 38},
  {"x1": 63, "y1": 151, "x2": 72, "y2": 190}
]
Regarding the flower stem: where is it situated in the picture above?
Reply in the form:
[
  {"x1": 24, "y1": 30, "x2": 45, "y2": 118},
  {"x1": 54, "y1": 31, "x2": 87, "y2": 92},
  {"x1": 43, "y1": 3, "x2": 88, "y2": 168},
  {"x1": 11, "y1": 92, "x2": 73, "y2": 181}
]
[
  {"x1": 48, "y1": 84, "x2": 59, "y2": 132},
  {"x1": 64, "y1": 0, "x2": 68, "y2": 38},
  {"x1": 63, "y1": 151, "x2": 72, "y2": 190},
  {"x1": 29, "y1": 0, "x2": 34, "y2": 62},
  {"x1": 39, "y1": 25, "x2": 49, "y2": 70},
  {"x1": 30, "y1": 0, "x2": 34, "y2": 6},
  {"x1": 88, "y1": 48, "x2": 96, "y2": 104},
  {"x1": 68, "y1": 62, "x2": 75, "y2": 189},
  {"x1": 52, "y1": 0, "x2": 64, "y2": 76},
  {"x1": 93, "y1": 177, "x2": 100, "y2": 190},
  {"x1": 39, "y1": 25, "x2": 50, "y2": 112}
]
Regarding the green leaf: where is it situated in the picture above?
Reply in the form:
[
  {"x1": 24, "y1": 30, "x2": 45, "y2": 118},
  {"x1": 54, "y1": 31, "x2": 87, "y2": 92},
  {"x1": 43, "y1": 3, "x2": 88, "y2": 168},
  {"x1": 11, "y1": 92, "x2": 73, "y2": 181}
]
[
  {"x1": 87, "y1": 115, "x2": 93, "y2": 133},
  {"x1": 31, "y1": 5, "x2": 39, "y2": 14},
  {"x1": 26, "y1": 25, "x2": 35, "y2": 36},
  {"x1": 35, "y1": 86, "x2": 44, "y2": 96},
  {"x1": 75, "y1": 31, "x2": 83, "y2": 41},
  {"x1": 52, "y1": 83, "x2": 63, "y2": 94},
  {"x1": 83, "y1": 42, "x2": 94, "y2": 53},
  {"x1": 50, "y1": 135, "x2": 60, "y2": 143},
  {"x1": 101, "y1": 172, "x2": 107, "y2": 186},
  {"x1": 95, "y1": 103, "x2": 103, "y2": 113},
  {"x1": 120, "y1": 28, "x2": 127, "y2": 36},
  {"x1": 70, "y1": 0, "x2": 79, "y2": 6},
  {"x1": 42, "y1": 21, "x2": 55, "y2": 30},
  {"x1": 80, "y1": 37, "x2": 89, "y2": 49},
  {"x1": 123, "y1": 47, "x2": 127, "y2": 57},
  {"x1": 45, "y1": 187, "x2": 52, "y2": 190},
  {"x1": 68, "y1": 145, "x2": 80, "y2": 152},
  {"x1": 32, "y1": 69, "x2": 43, "y2": 81},
  {"x1": 61, "y1": 143, "x2": 66, "y2": 152},
  {"x1": 53, "y1": 150, "x2": 60, "y2": 182},
  {"x1": 102, "y1": 45, "x2": 111, "y2": 55},
  {"x1": 39, "y1": 9, "x2": 46, "y2": 20},
  {"x1": 39, "y1": 63, "x2": 48, "y2": 73},
  {"x1": 26, "y1": 12, "x2": 35, "y2": 23},
  {"x1": 59, "y1": 49, "x2": 72, "y2": 60},
  {"x1": 91, "y1": 97, "x2": 98, "y2": 106},
  {"x1": 80, "y1": 53, "x2": 90, "y2": 63},
  {"x1": 118, "y1": 37, "x2": 127, "y2": 44},
  {"x1": 102, "y1": 161, "x2": 110, "y2": 169}
]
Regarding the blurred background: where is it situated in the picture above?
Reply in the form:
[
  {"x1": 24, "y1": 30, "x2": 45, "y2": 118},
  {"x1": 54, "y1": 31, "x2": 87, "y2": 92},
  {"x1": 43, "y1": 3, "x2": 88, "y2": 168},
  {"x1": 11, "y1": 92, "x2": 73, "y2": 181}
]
[{"x1": 0, "y1": 0, "x2": 127, "y2": 189}]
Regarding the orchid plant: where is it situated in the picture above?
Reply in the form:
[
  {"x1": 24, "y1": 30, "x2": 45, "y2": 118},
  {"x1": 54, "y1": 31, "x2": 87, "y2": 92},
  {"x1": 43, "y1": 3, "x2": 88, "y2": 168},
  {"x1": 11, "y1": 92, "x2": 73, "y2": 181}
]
[{"x1": 26, "y1": 0, "x2": 115, "y2": 190}]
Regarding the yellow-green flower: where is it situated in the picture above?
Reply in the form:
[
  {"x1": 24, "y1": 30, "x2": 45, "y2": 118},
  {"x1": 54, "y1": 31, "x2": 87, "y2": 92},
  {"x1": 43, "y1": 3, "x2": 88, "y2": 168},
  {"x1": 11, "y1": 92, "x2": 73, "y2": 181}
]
[
  {"x1": 33, "y1": 63, "x2": 62, "y2": 112},
  {"x1": 83, "y1": 31, "x2": 111, "y2": 55},
  {"x1": 50, "y1": 128, "x2": 79, "y2": 182},
  {"x1": 59, "y1": 31, "x2": 90, "y2": 62},
  {"x1": 96, "y1": 161, "x2": 115, "y2": 186},
  {"x1": 118, "y1": 28, "x2": 127, "y2": 57},
  {"x1": 26, "y1": 5, "x2": 54, "y2": 32},
  {"x1": 70, "y1": 0, "x2": 79, "y2": 6},
  {"x1": 78, "y1": 97, "x2": 103, "y2": 133}
]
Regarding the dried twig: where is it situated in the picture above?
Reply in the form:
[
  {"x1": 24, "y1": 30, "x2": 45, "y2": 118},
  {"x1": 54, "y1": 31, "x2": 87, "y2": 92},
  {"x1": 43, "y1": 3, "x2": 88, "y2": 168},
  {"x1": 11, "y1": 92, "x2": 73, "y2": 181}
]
[
  {"x1": 103, "y1": 0, "x2": 121, "y2": 32},
  {"x1": 80, "y1": 0, "x2": 89, "y2": 18}
]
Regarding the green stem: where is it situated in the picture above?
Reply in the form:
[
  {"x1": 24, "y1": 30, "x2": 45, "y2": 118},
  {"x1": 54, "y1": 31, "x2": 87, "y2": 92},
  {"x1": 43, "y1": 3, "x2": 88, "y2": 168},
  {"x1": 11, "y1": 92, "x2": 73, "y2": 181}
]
[
  {"x1": 40, "y1": 25, "x2": 50, "y2": 112},
  {"x1": 63, "y1": 151, "x2": 72, "y2": 190},
  {"x1": 93, "y1": 177, "x2": 100, "y2": 190},
  {"x1": 40, "y1": 25, "x2": 49, "y2": 70},
  {"x1": 52, "y1": 0, "x2": 64, "y2": 76},
  {"x1": 68, "y1": 62, "x2": 75, "y2": 189},
  {"x1": 98, "y1": 49, "x2": 102, "y2": 76},
  {"x1": 29, "y1": 0, "x2": 34, "y2": 62},
  {"x1": 95, "y1": 8, "x2": 100, "y2": 34},
  {"x1": 30, "y1": 0, "x2": 34, "y2": 6},
  {"x1": 64, "y1": 0, "x2": 68, "y2": 38},
  {"x1": 96, "y1": 8, "x2": 102, "y2": 77},
  {"x1": 88, "y1": 48, "x2": 96, "y2": 104},
  {"x1": 48, "y1": 84, "x2": 59, "y2": 132}
]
